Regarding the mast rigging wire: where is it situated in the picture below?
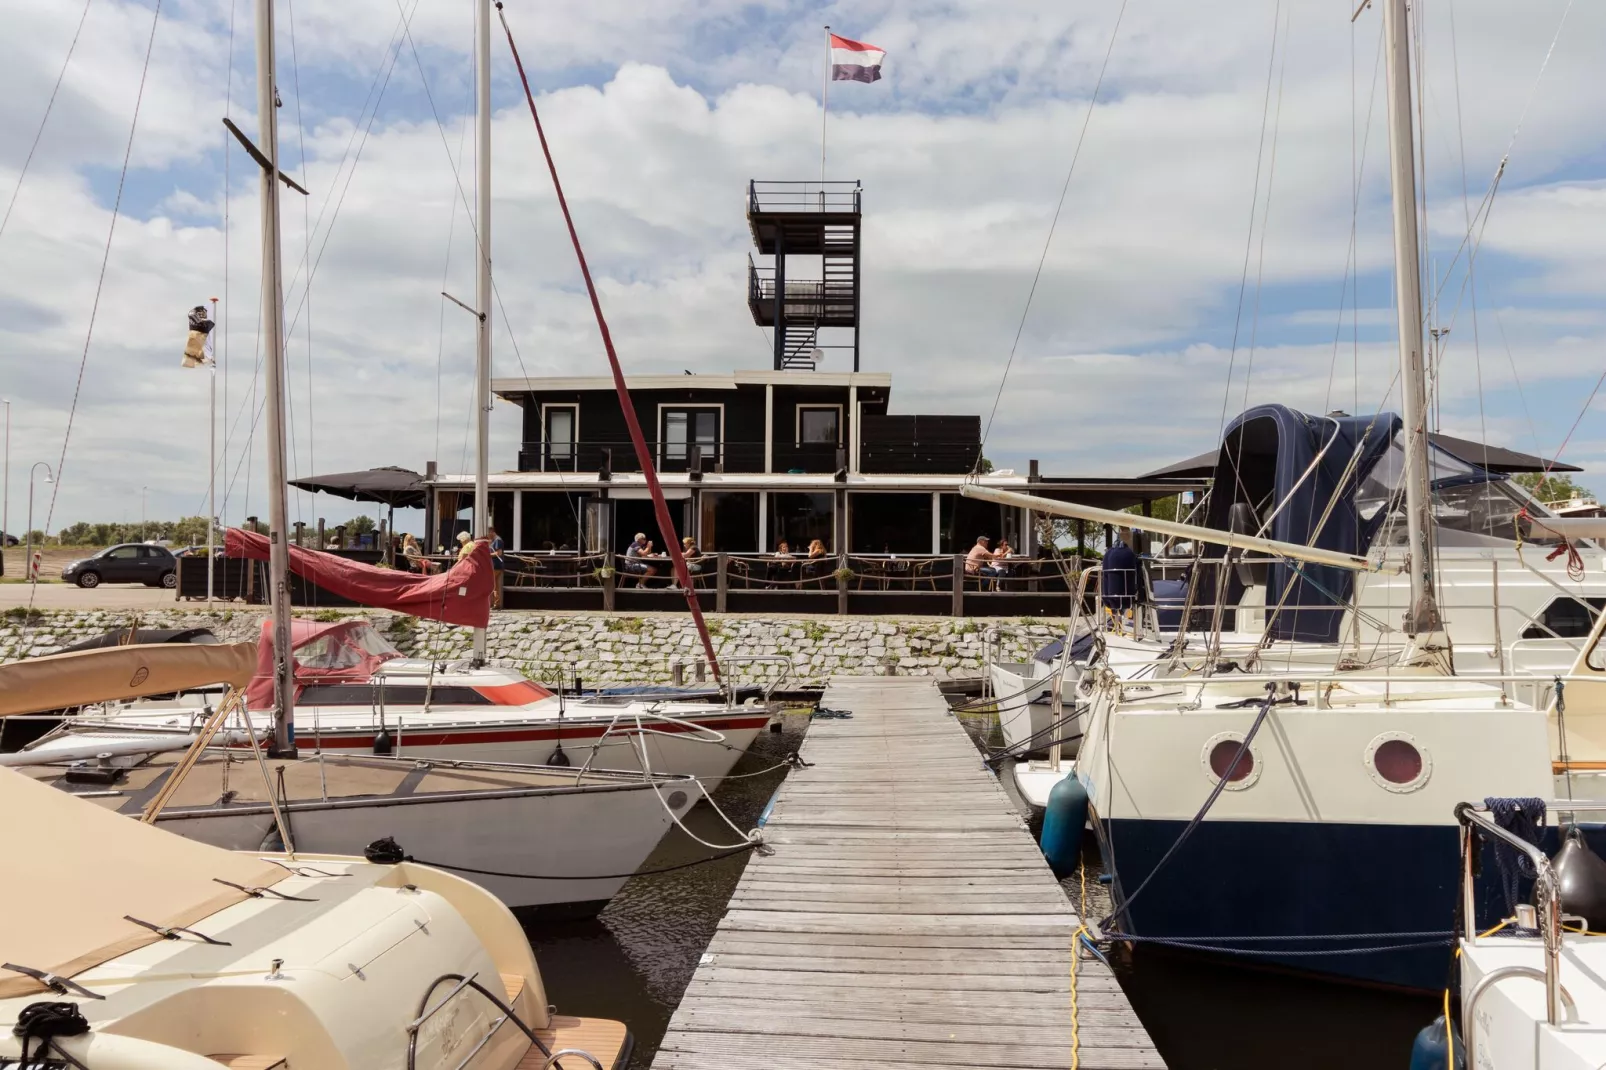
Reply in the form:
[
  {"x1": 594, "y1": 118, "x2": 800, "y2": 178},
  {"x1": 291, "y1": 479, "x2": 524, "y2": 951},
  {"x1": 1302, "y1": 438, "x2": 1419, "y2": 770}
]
[
  {"x1": 34, "y1": 0, "x2": 164, "y2": 580},
  {"x1": 974, "y1": 0, "x2": 1129, "y2": 471},
  {"x1": 0, "y1": 0, "x2": 93, "y2": 246},
  {"x1": 496, "y1": 1, "x2": 723, "y2": 683}
]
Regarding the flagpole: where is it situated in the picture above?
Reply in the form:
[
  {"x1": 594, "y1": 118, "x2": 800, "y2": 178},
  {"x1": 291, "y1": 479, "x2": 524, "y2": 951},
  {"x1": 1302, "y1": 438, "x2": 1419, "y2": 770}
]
[{"x1": 821, "y1": 24, "x2": 831, "y2": 202}]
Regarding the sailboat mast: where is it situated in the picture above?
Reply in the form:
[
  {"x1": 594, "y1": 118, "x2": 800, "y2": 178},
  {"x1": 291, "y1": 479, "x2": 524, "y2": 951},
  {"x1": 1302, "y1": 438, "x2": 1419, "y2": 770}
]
[
  {"x1": 473, "y1": 0, "x2": 492, "y2": 663},
  {"x1": 1381, "y1": 0, "x2": 1442, "y2": 636},
  {"x1": 255, "y1": 0, "x2": 297, "y2": 750}
]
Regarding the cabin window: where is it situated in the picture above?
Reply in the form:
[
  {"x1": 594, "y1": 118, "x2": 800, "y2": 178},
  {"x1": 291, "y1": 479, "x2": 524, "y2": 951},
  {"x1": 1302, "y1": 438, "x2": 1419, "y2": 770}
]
[
  {"x1": 662, "y1": 407, "x2": 720, "y2": 466},
  {"x1": 798, "y1": 406, "x2": 841, "y2": 446},
  {"x1": 700, "y1": 492, "x2": 759, "y2": 553},
  {"x1": 543, "y1": 405, "x2": 577, "y2": 471},
  {"x1": 1523, "y1": 596, "x2": 1606, "y2": 641}
]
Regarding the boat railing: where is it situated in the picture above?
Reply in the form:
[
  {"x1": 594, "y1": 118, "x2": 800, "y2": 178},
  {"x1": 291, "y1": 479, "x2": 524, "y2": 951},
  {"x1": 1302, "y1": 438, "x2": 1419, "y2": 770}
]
[
  {"x1": 1115, "y1": 672, "x2": 1571, "y2": 711},
  {"x1": 1454, "y1": 800, "x2": 1603, "y2": 1046},
  {"x1": 718, "y1": 654, "x2": 797, "y2": 706}
]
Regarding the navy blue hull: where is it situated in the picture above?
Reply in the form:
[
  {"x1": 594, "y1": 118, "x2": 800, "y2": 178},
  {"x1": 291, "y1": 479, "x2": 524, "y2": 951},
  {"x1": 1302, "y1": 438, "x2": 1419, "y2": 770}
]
[{"x1": 1103, "y1": 817, "x2": 1473, "y2": 990}]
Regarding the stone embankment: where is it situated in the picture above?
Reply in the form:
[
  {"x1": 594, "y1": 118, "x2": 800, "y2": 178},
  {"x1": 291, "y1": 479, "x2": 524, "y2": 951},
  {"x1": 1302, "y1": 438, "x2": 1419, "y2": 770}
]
[{"x1": 0, "y1": 607, "x2": 1065, "y2": 687}]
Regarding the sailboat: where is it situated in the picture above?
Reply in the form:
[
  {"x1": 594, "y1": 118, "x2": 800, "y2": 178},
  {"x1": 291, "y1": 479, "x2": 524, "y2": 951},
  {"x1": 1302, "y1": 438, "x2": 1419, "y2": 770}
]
[
  {"x1": 0, "y1": 762, "x2": 633, "y2": 1069},
  {"x1": 79, "y1": 615, "x2": 772, "y2": 785},
  {"x1": 0, "y1": 634, "x2": 710, "y2": 917},
  {"x1": 0, "y1": 0, "x2": 746, "y2": 920},
  {"x1": 963, "y1": 0, "x2": 1573, "y2": 989}
]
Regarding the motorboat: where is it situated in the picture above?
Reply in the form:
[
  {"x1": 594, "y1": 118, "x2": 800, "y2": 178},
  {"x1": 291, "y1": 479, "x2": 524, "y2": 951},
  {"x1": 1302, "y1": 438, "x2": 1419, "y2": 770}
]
[
  {"x1": 2, "y1": 642, "x2": 714, "y2": 918},
  {"x1": 85, "y1": 618, "x2": 773, "y2": 787},
  {"x1": 0, "y1": 764, "x2": 633, "y2": 1069}
]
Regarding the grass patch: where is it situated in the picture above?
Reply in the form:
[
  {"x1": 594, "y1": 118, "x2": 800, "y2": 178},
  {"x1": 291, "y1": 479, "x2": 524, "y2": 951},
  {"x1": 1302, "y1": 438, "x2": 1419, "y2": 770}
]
[{"x1": 604, "y1": 616, "x2": 644, "y2": 634}]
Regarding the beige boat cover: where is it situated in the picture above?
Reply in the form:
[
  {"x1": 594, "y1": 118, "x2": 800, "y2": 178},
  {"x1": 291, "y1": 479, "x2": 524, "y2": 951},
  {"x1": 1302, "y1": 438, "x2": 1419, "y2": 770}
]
[
  {"x1": 0, "y1": 768, "x2": 286, "y2": 998},
  {"x1": 0, "y1": 642, "x2": 257, "y2": 717}
]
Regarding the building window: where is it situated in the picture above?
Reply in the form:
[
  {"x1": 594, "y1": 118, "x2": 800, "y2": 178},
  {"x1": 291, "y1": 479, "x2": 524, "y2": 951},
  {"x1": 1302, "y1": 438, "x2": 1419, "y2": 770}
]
[
  {"x1": 770, "y1": 493, "x2": 835, "y2": 555},
  {"x1": 662, "y1": 407, "x2": 720, "y2": 466},
  {"x1": 798, "y1": 405, "x2": 841, "y2": 446},
  {"x1": 850, "y1": 492, "x2": 933, "y2": 554},
  {"x1": 700, "y1": 492, "x2": 759, "y2": 553},
  {"x1": 543, "y1": 405, "x2": 577, "y2": 471}
]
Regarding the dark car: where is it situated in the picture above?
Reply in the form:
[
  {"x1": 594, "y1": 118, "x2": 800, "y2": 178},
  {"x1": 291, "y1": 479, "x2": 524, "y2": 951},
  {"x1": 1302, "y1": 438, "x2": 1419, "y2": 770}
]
[{"x1": 60, "y1": 543, "x2": 178, "y2": 589}]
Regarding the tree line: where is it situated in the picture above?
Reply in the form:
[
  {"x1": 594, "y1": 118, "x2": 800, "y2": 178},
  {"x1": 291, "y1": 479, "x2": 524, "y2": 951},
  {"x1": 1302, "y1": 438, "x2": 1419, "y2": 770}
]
[{"x1": 29, "y1": 515, "x2": 380, "y2": 547}]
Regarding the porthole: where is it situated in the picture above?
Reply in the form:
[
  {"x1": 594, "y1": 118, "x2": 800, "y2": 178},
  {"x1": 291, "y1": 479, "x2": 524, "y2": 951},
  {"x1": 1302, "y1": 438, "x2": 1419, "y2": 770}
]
[
  {"x1": 1365, "y1": 732, "x2": 1431, "y2": 793},
  {"x1": 666, "y1": 790, "x2": 690, "y2": 810},
  {"x1": 1201, "y1": 731, "x2": 1261, "y2": 790}
]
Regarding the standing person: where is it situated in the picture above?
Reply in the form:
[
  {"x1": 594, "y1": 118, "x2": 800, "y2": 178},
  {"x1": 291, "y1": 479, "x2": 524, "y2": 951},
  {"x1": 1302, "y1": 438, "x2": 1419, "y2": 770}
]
[
  {"x1": 1101, "y1": 527, "x2": 1140, "y2": 632},
  {"x1": 487, "y1": 526, "x2": 506, "y2": 609}
]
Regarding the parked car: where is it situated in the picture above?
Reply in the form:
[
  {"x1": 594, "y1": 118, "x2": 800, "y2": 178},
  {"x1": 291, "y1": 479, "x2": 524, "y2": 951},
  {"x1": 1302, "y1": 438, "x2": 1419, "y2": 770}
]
[
  {"x1": 60, "y1": 543, "x2": 178, "y2": 589},
  {"x1": 0, "y1": 532, "x2": 17, "y2": 546}
]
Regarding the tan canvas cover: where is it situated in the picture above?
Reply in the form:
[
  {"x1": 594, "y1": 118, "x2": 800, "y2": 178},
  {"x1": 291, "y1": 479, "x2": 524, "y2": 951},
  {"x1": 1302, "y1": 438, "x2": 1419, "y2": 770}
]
[
  {"x1": 0, "y1": 642, "x2": 257, "y2": 717},
  {"x1": 0, "y1": 768, "x2": 286, "y2": 998}
]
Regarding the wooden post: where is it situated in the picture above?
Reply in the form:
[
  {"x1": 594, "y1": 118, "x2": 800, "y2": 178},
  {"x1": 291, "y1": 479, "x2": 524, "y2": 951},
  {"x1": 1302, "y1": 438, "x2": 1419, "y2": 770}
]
[
  {"x1": 601, "y1": 562, "x2": 616, "y2": 612},
  {"x1": 837, "y1": 555, "x2": 848, "y2": 615},
  {"x1": 716, "y1": 552, "x2": 728, "y2": 613},
  {"x1": 695, "y1": 658, "x2": 706, "y2": 683},
  {"x1": 335, "y1": 524, "x2": 348, "y2": 550},
  {"x1": 952, "y1": 554, "x2": 965, "y2": 617},
  {"x1": 671, "y1": 660, "x2": 685, "y2": 686},
  {"x1": 316, "y1": 517, "x2": 325, "y2": 549}
]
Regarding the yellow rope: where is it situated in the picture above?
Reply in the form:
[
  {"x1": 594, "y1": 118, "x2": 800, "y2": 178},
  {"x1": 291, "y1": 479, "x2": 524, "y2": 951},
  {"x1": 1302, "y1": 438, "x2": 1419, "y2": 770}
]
[
  {"x1": 1071, "y1": 858, "x2": 1089, "y2": 1070},
  {"x1": 1442, "y1": 987, "x2": 1453, "y2": 1068}
]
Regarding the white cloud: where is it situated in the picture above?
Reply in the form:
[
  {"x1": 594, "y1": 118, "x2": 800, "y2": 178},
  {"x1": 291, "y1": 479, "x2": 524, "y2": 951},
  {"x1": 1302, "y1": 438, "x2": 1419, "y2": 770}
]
[{"x1": 2, "y1": 0, "x2": 1606, "y2": 532}]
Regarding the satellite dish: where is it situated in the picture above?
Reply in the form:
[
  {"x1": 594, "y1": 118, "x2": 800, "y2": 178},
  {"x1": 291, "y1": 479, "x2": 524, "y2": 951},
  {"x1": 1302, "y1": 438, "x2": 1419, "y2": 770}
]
[{"x1": 809, "y1": 348, "x2": 825, "y2": 365}]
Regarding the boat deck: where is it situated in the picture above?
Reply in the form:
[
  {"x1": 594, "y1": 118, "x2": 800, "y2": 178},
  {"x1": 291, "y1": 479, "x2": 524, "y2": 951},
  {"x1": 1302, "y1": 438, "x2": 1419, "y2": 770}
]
[{"x1": 652, "y1": 676, "x2": 1162, "y2": 1069}]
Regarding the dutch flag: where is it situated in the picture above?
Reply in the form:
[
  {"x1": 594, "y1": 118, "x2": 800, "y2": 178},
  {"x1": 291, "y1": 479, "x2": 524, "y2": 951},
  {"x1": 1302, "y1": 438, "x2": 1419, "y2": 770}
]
[{"x1": 830, "y1": 33, "x2": 886, "y2": 83}]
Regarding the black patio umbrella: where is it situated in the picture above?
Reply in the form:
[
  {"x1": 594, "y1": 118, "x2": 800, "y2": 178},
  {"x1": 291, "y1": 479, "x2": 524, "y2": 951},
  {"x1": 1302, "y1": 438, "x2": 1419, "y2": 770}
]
[{"x1": 289, "y1": 466, "x2": 428, "y2": 508}]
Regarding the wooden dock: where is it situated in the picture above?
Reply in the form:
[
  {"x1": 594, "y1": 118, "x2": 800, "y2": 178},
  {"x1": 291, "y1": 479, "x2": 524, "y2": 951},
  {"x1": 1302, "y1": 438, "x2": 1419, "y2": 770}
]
[{"x1": 652, "y1": 676, "x2": 1163, "y2": 1070}]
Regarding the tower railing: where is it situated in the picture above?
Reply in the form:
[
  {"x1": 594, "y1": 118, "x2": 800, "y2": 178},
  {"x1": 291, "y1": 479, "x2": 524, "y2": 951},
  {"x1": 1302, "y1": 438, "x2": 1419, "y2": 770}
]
[{"x1": 748, "y1": 179, "x2": 861, "y2": 214}]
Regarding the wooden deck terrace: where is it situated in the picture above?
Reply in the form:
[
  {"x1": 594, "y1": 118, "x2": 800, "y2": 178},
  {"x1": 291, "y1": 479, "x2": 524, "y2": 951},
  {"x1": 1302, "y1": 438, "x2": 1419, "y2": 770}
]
[{"x1": 651, "y1": 676, "x2": 1163, "y2": 1070}]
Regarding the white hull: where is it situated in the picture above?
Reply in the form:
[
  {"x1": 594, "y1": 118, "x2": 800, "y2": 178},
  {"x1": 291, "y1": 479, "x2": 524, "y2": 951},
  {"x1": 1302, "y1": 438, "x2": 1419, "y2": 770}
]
[
  {"x1": 1010, "y1": 758, "x2": 1073, "y2": 812},
  {"x1": 151, "y1": 776, "x2": 701, "y2": 912},
  {"x1": 987, "y1": 662, "x2": 1081, "y2": 756}
]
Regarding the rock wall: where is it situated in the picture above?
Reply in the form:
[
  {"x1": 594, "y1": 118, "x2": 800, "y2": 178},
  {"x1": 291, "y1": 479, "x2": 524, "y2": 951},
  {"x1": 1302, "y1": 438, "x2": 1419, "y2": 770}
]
[{"x1": 0, "y1": 607, "x2": 1067, "y2": 687}]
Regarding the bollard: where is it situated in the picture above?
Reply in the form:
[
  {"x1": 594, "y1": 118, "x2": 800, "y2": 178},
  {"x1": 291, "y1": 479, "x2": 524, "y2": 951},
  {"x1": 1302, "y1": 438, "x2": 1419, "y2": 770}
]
[
  {"x1": 695, "y1": 659, "x2": 706, "y2": 683},
  {"x1": 671, "y1": 661, "x2": 685, "y2": 687}
]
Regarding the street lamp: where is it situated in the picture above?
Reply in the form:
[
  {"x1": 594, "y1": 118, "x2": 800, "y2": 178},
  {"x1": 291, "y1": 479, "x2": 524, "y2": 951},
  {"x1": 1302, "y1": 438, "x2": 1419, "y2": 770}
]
[
  {"x1": 182, "y1": 298, "x2": 219, "y2": 604},
  {"x1": 26, "y1": 462, "x2": 53, "y2": 584},
  {"x1": 141, "y1": 486, "x2": 149, "y2": 542},
  {"x1": 2, "y1": 398, "x2": 10, "y2": 551}
]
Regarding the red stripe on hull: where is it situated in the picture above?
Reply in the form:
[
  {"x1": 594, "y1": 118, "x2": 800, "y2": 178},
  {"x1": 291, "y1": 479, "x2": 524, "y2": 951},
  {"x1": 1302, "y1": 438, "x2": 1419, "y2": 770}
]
[{"x1": 274, "y1": 714, "x2": 771, "y2": 750}]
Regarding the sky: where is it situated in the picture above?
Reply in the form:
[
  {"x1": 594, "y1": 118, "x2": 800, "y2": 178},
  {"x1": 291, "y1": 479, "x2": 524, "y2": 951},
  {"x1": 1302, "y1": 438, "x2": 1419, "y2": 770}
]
[{"x1": 1, "y1": 0, "x2": 1604, "y2": 536}]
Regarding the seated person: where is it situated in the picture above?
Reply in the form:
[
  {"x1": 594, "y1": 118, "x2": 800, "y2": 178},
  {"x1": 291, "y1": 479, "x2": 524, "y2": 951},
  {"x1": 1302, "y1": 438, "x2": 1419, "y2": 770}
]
[
  {"x1": 773, "y1": 540, "x2": 794, "y2": 559},
  {"x1": 964, "y1": 535, "x2": 1005, "y2": 579},
  {"x1": 807, "y1": 538, "x2": 829, "y2": 559},
  {"x1": 681, "y1": 535, "x2": 704, "y2": 574},
  {"x1": 623, "y1": 532, "x2": 660, "y2": 585},
  {"x1": 401, "y1": 533, "x2": 439, "y2": 574}
]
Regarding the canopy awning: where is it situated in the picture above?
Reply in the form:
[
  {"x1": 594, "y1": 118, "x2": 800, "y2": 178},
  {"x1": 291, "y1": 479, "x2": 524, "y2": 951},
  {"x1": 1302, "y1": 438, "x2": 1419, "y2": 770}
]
[
  {"x1": 0, "y1": 643, "x2": 258, "y2": 717},
  {"x1": 289, "y1": 466, "x2": 427, "y2": 508},
  {"x1": 0, "y1": 768, "x2": 286, "y2": 998}
]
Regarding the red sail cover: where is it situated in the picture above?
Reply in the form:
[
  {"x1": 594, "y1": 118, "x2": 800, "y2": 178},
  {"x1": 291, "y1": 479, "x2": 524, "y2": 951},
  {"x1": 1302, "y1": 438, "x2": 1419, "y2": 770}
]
[
  {"x1": 245, "y1": 617, "x2": 402, "y2": 710},
  {"x1": 224, "y1": 528, "x2": 492, "y2": 628}
]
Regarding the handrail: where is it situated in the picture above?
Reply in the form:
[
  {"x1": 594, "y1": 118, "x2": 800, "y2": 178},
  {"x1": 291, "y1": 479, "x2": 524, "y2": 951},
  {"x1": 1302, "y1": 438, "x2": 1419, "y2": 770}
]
[{"x1": 1451, "y1": 801, "x2": 1606, "y2": 1036}]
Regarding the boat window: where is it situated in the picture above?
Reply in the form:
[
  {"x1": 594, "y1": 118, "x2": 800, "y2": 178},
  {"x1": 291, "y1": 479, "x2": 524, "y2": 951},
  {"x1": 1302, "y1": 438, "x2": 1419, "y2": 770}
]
[
  {"x1": 1372, "y1": 477, "x2": 1565, "y2": 548},
  {"x1": 1524, "y1": 596, "x2": 1606, "y2": 640},
  {"x1": 299, "y1": 684, "x2": 492, "y2": 705}
]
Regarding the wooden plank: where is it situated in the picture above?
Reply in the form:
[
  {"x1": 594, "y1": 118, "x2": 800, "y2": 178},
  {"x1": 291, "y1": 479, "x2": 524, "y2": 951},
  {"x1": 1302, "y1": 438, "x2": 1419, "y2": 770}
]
[{"x1": 650, "y1": 676, "x2": 1161, "y2": 1070}]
